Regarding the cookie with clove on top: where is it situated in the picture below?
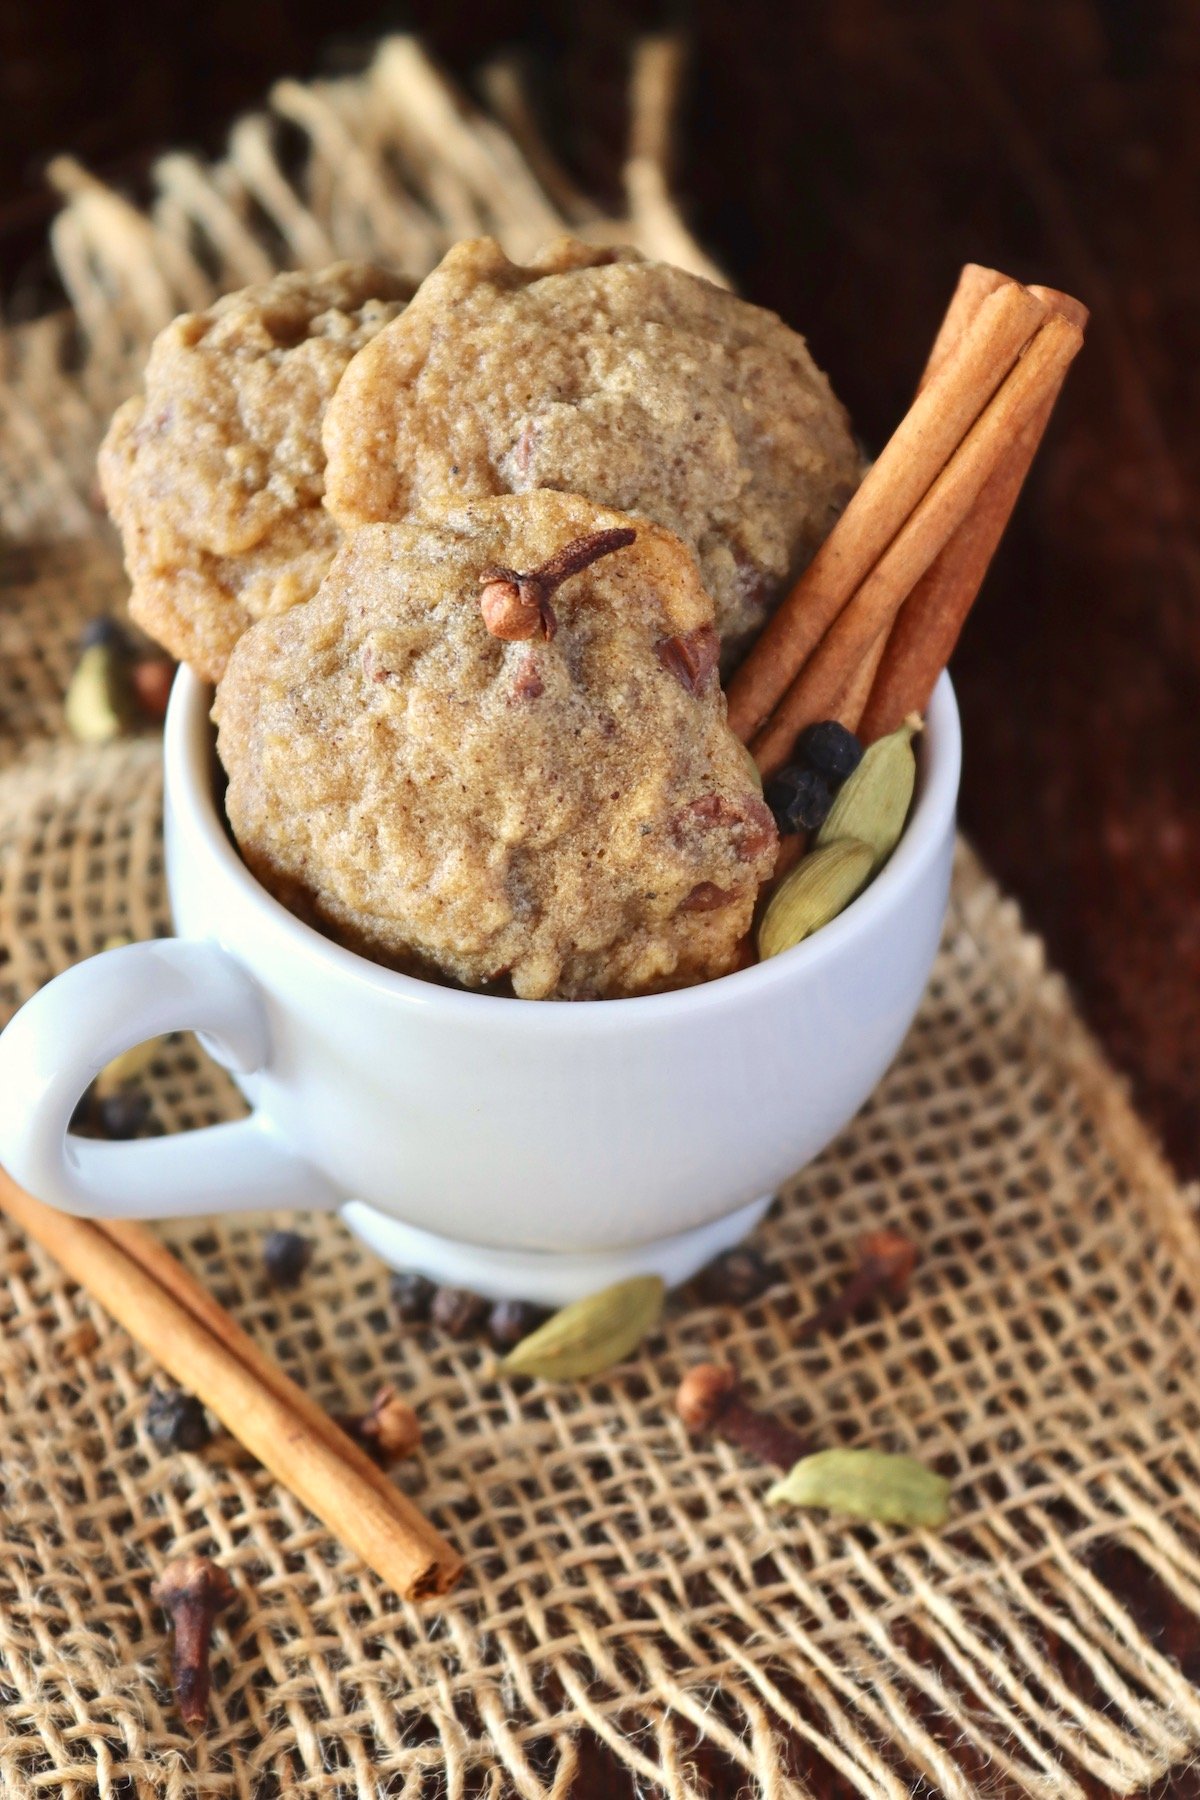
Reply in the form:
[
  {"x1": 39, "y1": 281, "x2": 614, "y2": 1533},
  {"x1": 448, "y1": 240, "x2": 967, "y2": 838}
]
[
  {"x1": 214, "y1": 492, "x2": 778, "y2": 999},
  {"x1": 99, "y1": 262, "x2": 414, "y2": 682},
  {"x1": 321, "y1": 236, "x2": 861, "y2": 661}
]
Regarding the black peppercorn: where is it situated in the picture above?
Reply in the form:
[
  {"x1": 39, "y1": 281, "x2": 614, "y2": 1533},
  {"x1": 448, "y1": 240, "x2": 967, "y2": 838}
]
[
  {"x1": 94, "y1": 1089, "x2": 152, "y2": 1140},
  {"x1": 486, "y1": 1298, "x2": 550, "y2": 1352},
  {"x1": 261, "y1": 1229, "x2": 313, "y2": 1289},
  {"x1": 431, "y1": 1285, "x2": 488, "y2": 1339},
  {"x1": 764, "y1": 764, "x2": 834, "y2": 833},
  {"x1": 798, "y1": 720, "x2": 863, "y2": 783},
  {"x1": 694, "y1": 1246, "x2": 774, "y2": 1306},
  {"x1": 145, "y1": 1384, "x2": 212, "y2": 1453},
  {"x1": 390, "y1": 1269, "x2": 436, "y2": 1324}
]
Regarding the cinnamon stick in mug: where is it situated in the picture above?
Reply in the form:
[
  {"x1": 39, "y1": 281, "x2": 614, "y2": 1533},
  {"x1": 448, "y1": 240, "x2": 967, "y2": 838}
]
[
  {"x1": 858, "y1": 280, "x2": 1089, "y2": 740},
  {"x1": 751, "y1": 310, "x2": 1084, "y2": 775},
  {"x1": 725, "y1": 278, "x2": 1049, "y2": 744}
]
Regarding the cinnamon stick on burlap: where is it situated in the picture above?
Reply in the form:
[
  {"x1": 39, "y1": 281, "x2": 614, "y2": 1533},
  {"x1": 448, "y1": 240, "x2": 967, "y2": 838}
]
[
  {"x1": 857, "y1": 273, "x2": 1090, "y2": 740},
  {"x1": 725, "y1": 278, "x2": 1049, "y2": 744},
  {"x1": 0, "y1": 1171, "x2": 463, "y2": 1602},
  {"x1": 99, "y1": 1213, "x2": 453, "y2": 1570},
  {"x1": 750, "y1": 310, "x2": 1084, "y2": 776}
]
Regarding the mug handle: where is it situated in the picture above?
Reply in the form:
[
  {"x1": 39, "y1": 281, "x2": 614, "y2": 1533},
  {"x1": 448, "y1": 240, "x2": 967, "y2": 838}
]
[{"x1": 0, "y1": 939, "x2": 339, "y2": 1219}]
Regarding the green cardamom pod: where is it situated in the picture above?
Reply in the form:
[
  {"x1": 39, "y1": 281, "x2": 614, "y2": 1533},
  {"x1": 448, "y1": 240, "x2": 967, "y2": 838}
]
[
  {"x1": 817, "y1": 719, "x2": 920, "y2": 869},
  {"x1": 757, "y1": 839, "x2": 874, "y2": 959},
  {"x1": 500, "y1": 1274, "x2": 665, "y2": 1381},
  {"x1": 65, "y1": 642, "x2": 135, "y2": 745},
  {"x1": 766, "y1": 1447, "x2": 950, "y2": 1529}
]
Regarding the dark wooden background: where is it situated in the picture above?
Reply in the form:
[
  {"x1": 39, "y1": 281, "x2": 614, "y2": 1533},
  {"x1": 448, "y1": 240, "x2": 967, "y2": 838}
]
[{"x1": 1, "y1": 2, "x2": 1197, "y2": 1793}]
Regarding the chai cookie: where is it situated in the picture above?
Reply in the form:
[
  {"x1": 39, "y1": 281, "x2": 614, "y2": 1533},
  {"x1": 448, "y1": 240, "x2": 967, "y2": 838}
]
[
  {"x1": 100, "y1": 262, "x2": 414, "y2": 680},
  {"x1": 214, "y1": 491, "x2": 777, "y2": 999}
]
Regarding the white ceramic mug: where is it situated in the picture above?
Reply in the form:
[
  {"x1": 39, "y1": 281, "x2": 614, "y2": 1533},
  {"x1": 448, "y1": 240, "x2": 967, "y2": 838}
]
[{"x1": 0, "y1": 668, "x2": 960, "y2": 1302}]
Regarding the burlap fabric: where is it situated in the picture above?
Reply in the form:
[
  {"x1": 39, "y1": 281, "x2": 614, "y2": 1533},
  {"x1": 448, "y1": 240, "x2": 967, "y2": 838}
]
[{"x1": 1, "y1": 37, "x2": 1199, "y2": 1800}]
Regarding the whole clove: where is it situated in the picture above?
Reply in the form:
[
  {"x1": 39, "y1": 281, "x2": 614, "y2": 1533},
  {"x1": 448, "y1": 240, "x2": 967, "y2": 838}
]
[
  {"x1": 338, "y1": 1384, "x2": 421, "y2": 1465},
  {"x1": 674, "y1": 1363, "x2": 812, "y2": 1470},
  {"x1": 478, "y1": 527, "x2": 637, "y2": 642},
  {"x1": 797, "y1": 1226, "x2": 920, "y2": 1340},
  {"x1": 153, "y1": 1555, "x2": 236, "y2": 1732}
]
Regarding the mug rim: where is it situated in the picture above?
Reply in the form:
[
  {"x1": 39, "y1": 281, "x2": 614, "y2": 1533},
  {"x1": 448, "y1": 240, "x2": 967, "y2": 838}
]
[{"x1": 168, "y1": 665, "x2": 960, "y2": 1028}]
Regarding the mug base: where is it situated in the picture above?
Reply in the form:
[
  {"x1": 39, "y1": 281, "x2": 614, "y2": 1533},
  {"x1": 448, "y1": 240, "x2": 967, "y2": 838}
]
[{"x1": 339, "y1": 1194, "x2": 775, "y2": 1305}]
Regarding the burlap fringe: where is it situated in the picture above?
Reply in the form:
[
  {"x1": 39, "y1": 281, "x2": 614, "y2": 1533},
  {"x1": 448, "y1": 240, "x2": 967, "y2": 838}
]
[
  {"x1": 2, "y1": 35, "x2": 1200, "y2": 1800},
  {"x1": 0, "y1": 35, "x2": 720, "y2": 554}
]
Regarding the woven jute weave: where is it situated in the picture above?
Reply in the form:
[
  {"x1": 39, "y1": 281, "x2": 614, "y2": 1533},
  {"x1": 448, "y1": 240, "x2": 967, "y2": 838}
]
[{"x1": 2, "y1": 37, "x2": 1200, "y2": 1800}]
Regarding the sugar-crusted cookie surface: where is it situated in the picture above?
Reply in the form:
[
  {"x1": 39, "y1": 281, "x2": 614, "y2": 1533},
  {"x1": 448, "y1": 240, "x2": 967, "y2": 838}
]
[
  {"x1": 214, "y1": 492, "x2": 777, "y2": 999},
  {"x1": 100, "y1": 262, "x2": 414, "y2": 680},
  {"x1": 322, "y1": 237, "x2": 860, "y2": 658}
]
